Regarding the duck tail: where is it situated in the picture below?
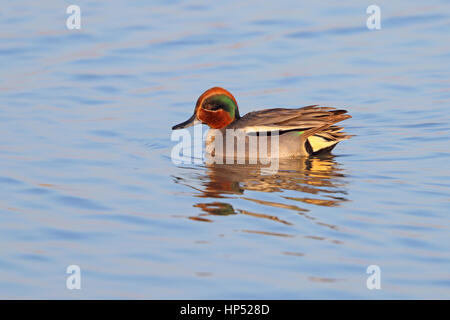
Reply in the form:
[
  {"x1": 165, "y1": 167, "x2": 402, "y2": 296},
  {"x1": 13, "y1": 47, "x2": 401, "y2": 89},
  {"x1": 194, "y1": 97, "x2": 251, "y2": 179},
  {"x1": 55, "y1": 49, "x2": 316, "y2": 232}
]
[{"x1": 303, "y1": 113, "x2": 352, "y2": 155}]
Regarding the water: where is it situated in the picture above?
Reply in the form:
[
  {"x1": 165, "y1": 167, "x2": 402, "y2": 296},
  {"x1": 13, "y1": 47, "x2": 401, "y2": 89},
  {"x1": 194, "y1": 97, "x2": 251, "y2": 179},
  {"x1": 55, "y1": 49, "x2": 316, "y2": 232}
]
[{"x1": 0, "y1": 0, "x2": 449, "y2": 299}]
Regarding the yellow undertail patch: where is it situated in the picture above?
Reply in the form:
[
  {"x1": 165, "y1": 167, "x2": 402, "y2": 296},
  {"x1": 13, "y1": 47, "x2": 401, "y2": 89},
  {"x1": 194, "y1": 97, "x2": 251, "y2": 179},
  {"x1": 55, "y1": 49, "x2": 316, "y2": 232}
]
[{"x1": 307, "y1": 135, "x2": 338, "y2": 153}]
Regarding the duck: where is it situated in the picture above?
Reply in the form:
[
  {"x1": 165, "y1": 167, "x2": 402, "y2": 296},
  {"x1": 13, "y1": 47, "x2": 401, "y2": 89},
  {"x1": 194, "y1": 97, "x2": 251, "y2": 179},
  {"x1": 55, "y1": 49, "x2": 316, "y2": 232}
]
[{"x1": 172, "y1": 87, "x2": 352, "y2": 159}]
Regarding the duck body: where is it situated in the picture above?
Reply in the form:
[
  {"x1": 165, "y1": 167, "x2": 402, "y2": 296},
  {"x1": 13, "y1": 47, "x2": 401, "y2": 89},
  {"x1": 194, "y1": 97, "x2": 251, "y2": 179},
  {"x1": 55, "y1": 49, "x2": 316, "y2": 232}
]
[{"x1": 172, "y1": 87, "x2": 352, "y2": 159}]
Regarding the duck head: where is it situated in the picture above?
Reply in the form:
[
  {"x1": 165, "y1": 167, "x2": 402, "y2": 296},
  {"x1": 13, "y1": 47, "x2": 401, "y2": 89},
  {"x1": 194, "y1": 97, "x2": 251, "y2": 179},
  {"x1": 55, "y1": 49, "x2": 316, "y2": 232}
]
[{"x1": 172, "y1": 87, "x2": 240, "y2": 130}]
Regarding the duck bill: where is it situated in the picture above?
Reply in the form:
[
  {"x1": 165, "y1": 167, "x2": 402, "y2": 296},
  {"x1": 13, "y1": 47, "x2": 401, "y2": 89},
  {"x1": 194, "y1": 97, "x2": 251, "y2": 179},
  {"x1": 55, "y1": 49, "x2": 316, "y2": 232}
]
[{"x1": 172, "y1": 114, "x2": 200, "y2": 130}]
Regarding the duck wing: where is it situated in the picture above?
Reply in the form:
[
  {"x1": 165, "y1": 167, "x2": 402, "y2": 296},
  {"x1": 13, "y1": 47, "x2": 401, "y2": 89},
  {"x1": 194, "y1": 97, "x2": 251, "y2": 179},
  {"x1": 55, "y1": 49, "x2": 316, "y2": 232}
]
[
  {"x1": 228, "y1": 105, "x2": 351, "y2": 133},
  {"x1": 228, "y1": 105, "x2": 353, "y2": 155}
]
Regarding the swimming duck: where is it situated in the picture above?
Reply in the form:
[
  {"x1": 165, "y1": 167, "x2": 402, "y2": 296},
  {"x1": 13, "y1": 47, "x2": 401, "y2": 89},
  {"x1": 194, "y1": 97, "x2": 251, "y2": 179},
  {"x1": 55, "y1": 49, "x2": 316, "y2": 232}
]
[{"x1": 172, "y1": 87, "x2": 351, "y2": 158}]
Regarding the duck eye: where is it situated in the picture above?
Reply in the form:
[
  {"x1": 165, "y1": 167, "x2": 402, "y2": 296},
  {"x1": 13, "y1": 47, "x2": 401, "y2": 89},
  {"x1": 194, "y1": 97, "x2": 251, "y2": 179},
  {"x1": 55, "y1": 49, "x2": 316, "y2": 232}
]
[{"x1": 203, "y1": 103, "x2": 220, "y2": 111}]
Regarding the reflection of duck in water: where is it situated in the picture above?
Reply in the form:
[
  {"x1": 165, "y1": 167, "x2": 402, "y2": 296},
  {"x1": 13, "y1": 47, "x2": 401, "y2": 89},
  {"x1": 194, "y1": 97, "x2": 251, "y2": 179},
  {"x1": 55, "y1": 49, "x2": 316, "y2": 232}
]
[
  {"x1": 172, "y1": 87, "x2": 352, "y2": 159},
  {"x1": 174, "y1": 156, "x2": 349, "y2": 226},
  {"x1": 197, "y1": 156, "x2": 347, "y2": 201}
]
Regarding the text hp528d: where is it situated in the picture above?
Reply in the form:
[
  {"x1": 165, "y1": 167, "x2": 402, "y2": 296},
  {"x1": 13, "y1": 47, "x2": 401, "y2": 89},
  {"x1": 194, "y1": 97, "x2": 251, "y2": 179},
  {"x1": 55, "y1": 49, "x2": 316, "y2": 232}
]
[{"x1": 223, "y1": 304, "x2": 269, "y2": 315}]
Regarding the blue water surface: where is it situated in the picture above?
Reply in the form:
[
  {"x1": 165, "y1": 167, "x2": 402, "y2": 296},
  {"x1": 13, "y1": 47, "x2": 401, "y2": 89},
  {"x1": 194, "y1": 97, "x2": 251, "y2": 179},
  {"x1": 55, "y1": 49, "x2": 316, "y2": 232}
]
[{"x1": 0, "y1": 0, "x2": 449, "y2": 298}]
